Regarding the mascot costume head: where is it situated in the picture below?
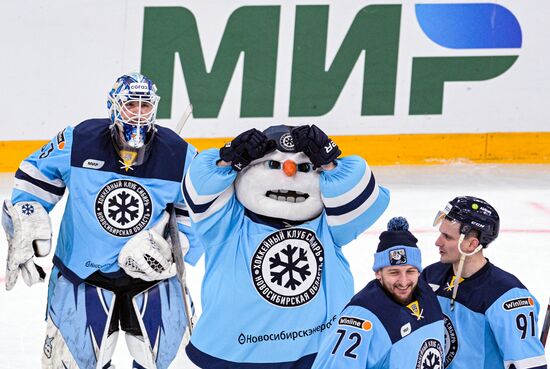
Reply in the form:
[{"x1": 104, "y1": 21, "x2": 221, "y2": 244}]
[{"x1": 234, "y1": 125, "x2": 323, "y2": 222}]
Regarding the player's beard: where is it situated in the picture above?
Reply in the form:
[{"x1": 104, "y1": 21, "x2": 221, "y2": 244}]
[{"x1": 380, "y1": 279, "x2": 417, "y2": 305}]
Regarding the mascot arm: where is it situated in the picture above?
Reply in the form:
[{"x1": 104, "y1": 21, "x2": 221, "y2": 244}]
[
  {"x1": 320, "y1": 156, "x2": 390, "y2": 246},
  {"x1": 183, "y1": 148, "x2": 245, "y2": 248}
]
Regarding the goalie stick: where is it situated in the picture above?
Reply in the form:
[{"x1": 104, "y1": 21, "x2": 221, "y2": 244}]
[
  {"x1": 541, "y1": 297, "x2": 549, "y2": 347},
  {"x1": 167, "y1": 203, "x2": 194, "y2": 334},
  {"x1": 166, "y1": 104, "x2": 195, "y2": 334}
]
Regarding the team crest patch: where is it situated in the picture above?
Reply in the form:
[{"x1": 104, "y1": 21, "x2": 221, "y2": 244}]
[
  {"x1": 502, "y1": 297, "x2": 534, "y2": 311},
  {"x1": 251, "y1": 228, "x2": 324, "y2": 307},
  {"x1": 389, "y1": 248, "x2": 407, "y2": 265},
  {"x1": 406, "y1": 300, "x2": 424, "y2": 320},
  {"x1": 279, "y1": 133, "x2": 295, "y2": 151},
  {"x1": 443, "y1": 314, "x2": 458, "y2": 367},
  {"x1": 415, "y1": 338, "x2": 443, "y2": 369},
  {"x1": 95, "y1": 180, "x2": 152, "y2": 237}
]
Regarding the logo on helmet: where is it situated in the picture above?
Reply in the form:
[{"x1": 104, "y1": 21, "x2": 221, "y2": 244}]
[
  {"x1": 279, "y1": 133, "x2": 295, "y2": 151},
  {"x1": 129, "y1": 82, "x2": 150, "y2": 93}
]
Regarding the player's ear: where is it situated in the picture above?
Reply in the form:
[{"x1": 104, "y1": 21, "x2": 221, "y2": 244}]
[
  {"x1": 375, "y1": 270, "x2": 382, "y2": 280},
  {"x1": 465, "y1": 236, "x2": 480, "y2": 252}
]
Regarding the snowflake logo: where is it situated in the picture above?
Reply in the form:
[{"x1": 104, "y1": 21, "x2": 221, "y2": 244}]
[
  {"x1": 21, "y1": 203, "x2": 35, "y2": 215},
  {"x1": 269, "y1": 244, "x2": 311, "y2": 290},
  {"x1": 95, "y1": 180, "x2": 152, "y2": 237},
  {"x1": 415, "y1": 339, "x2": 443, "y2": 369},
  {"x1": 251, "y1": 228, "x2": 324, "y2": 307},
  {"x1": 108, "y1": 190, "x2": 140, "y2": 225},
  {"x1": 422, "y1": 351, "x2": 441, "y2": 369}
]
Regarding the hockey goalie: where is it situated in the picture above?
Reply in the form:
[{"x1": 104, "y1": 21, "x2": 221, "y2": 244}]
[{"x1": 1, "y1": 73, "x2": 201, "y2": 369}]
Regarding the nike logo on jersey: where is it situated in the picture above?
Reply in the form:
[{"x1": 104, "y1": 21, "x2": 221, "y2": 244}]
[{"x1": 83, "y1": 159, "x2": 105, "y2": 169}]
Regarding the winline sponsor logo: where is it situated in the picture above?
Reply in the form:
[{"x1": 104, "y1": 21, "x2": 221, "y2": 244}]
[{"x1": 503, "y1": 297, "x2": 534, "y2": 311}]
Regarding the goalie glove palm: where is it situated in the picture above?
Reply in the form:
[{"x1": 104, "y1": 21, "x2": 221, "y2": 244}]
[
  {"x1": 219, "y1": 128, "x2": 274, "y2": 171},
  {"x1": 2, "y1": 200, "x2": 51, "y2": 290},
  {"x1": 291, "y1": 124, "x2": 341, "y2": 168}
]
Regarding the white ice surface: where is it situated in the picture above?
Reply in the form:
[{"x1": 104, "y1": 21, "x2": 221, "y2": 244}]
[{"x1": 0, "y1": 164, "x2": 548, "y2": 368}]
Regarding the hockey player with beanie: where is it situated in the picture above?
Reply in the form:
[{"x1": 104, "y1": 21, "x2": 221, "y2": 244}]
[
  {"x1": 2, "y1": 73, "x2": 202, "y2": 369},
  {"x1": 422, "y1": 196, "x2": 547, "y2": 369},
  {"x1": 182, "y1": 124, "x2": 390, "y2": 368},
  {"x1": 311, "y1": 217, "x2": 445, "y2": 369}
]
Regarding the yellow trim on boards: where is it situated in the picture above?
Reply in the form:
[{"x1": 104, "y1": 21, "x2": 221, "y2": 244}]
[{"x1": 1, "y1": 132, "x2": 550, "y2": 172}]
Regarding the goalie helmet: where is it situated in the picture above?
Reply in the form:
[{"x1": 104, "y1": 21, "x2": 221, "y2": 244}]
[
  {"x1": 107, "y1": 73, "x2": 160, "y2": 150},
  {"x1": 434, "y1": 196, "x2": 500, "y2": 248}
]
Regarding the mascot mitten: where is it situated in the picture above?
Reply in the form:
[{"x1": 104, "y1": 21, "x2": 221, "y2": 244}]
[
  {"x1": 219, "y1": 128, "x2": 276, "y2": 171},
  {"x1": 291, "y1": 124, "x2": 341, "y2": 168}
]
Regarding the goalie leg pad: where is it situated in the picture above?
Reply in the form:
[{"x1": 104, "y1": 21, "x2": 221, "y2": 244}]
[
  {"x1": 129, "y1": 276, "x2": 195, "y2": 369},
  {"x1": 44, "y1": 274, "x2": 117, "y2": 369}
]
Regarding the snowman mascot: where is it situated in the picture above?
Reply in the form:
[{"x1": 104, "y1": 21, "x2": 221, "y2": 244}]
[{"x1": 182, "y1": 124, "x2": 390, "y2": 369}]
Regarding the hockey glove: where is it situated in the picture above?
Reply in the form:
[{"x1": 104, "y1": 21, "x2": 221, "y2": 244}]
[
  {"x1": 219, "y1": 128, "x2": 275, "y2": 172},
  {"x1": 118, "y1": 211, "x2": 182, "y2": 282},
  {"x1": 291, "y1": 124, "x2": 341, "y2": 169},
  {"x1": 2, "y1": 200, "x2": 51, "y2": 290}
]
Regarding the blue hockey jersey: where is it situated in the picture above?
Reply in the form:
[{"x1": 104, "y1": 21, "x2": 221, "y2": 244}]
[
  {"x1": 182, "y1": 148, "x2": 390, "y2": 368},
  {"x1": 11, "y1": 119, "x2": 202, "y2": 280},
  {"x1": 311, "y1": 278, "x2": 445, "y2": 369},
  {"x1": 421, "y1": 261, "x2": 547, "y2": 369}
]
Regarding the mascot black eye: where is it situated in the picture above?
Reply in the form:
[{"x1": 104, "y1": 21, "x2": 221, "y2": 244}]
[
  {"x1": 267, "y1": 160, "x2": 281, "y2": 169},
  {"x1": 297, "y1": 163, "x2": 312, "y2": 173}
]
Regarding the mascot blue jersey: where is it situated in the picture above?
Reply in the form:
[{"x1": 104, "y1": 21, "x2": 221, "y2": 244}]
[
  {"x1": 11, "y1": 119, "x2": 202, "y2": 280},
  {"x1": 421, "y1": 261, "x2": 547, "y2": 369},
  {"x1": 183, "y1": 148, "x2": 390, "y2": 368},
  {"x1": 311, "y1": 278, "x2": 445, "y2": 369}
]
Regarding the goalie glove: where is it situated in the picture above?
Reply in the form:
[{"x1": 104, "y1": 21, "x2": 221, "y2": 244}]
[
  {"x1": 118, "y1": 211, "x2": 188, "y2": 282},
  {"x1": 2, "y1": 200, "x2": 51, "y2": 290},
  {"x1": 291, "y1": 124, "x2": 341, "y2": 169}
]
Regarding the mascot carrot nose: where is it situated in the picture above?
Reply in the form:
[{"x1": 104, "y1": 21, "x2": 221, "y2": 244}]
[{"x1": 283, "y1": 160, "x2": 297, "y2": 176}]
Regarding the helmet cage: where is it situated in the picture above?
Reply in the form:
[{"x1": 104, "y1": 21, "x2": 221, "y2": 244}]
[
  {"x1": 108, "y1": 75, "x2": 160, "y2": 149},
  {"x1": 433, "y1": 196, "x2": 499, "y2": 247}
]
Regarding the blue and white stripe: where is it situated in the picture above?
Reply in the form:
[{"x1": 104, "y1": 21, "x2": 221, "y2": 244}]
[
  {"x1": 504, "y1": 355, "x2": 547, "y2": 369},
  {"x1": 183, "y1": 174, "x2": 234, "y2": 223},
  {"x1": 14, "y1": 161, "x2": 66, "y2": 205},
  {"x1": 322, "y1": 167, "x2": 380, "y2": 226},
  {"x1": 174, "y1": 202, "x2": 191, "y2": 227}
]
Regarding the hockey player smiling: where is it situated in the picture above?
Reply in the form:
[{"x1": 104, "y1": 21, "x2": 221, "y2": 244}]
[{"x1": 376, "y1": 265, "x2": 419, "y2": 305}]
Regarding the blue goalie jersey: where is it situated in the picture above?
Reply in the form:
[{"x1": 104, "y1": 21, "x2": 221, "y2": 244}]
[
  {"x1": 421, "y1": 261, "x2": 547, "y2": 369},
  {"x1": 182, "y1": 148, "x2": 390, "y2": 368},
  {"x1": 11, "y1": 119, "x2": 202, "y2": 281},
  {"x1": 311, "y1": 279, "x2": 445, "y2": 369}
]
